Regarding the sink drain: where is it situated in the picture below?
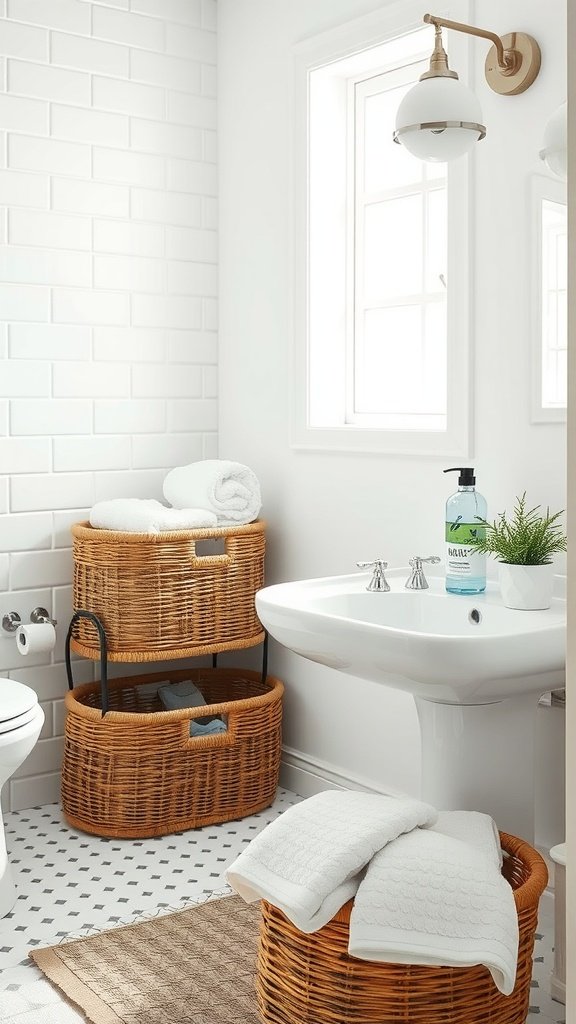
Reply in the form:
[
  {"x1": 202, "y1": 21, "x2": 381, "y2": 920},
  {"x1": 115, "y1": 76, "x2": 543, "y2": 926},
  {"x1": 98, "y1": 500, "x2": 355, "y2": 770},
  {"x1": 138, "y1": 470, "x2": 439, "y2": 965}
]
[{"x1": 468, "y1": 608, "x2": 481, "y2": 625}]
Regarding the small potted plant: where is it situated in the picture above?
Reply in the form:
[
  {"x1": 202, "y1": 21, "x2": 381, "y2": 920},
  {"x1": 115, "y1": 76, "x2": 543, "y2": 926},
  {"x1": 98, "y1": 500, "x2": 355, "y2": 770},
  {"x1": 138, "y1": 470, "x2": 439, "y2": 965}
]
[{"x1": 469, "y1": 493, "x2": 567, "y2": 610}]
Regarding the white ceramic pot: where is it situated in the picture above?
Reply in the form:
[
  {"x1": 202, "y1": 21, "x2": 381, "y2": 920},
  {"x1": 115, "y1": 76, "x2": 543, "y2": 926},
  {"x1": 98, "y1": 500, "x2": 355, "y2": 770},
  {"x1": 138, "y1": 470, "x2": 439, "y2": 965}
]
[{"x1": 498, "y1": 562, "x2": 555, "y2": 610}]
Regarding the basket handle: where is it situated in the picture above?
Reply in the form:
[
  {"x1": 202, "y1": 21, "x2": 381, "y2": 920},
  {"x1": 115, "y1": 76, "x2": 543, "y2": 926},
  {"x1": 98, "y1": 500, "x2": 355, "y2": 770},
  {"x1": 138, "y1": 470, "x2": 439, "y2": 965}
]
[
  {"x1": 190, "y1": 552, "x2": 232, "y2": 568},
  {"x1": 66, "y1": 611, "x2": 109, "y2": 718},
  {"x1": 189, "y1": 536, "x2": 233, "y2": 568}
]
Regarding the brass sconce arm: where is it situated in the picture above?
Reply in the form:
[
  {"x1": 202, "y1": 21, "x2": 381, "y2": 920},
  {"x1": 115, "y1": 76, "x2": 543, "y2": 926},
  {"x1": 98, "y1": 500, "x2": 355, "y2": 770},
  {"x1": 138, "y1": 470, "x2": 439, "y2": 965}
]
[
  {"x1": 422, "y1": 13, "x2": 541, "y2": 96},
  {"x1": 423, "y1": 14, "x2": 510, "y2": 70}
]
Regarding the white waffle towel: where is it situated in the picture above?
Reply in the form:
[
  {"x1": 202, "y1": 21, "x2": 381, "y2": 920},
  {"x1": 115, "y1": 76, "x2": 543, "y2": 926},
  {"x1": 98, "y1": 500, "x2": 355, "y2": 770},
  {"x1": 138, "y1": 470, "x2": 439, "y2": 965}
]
[
  {"x1": 349, "y1": 810, "x2": 519, "y2": 995},
  {"x1": 226, "y1": 790, "x2": 436, "y2": 932}
]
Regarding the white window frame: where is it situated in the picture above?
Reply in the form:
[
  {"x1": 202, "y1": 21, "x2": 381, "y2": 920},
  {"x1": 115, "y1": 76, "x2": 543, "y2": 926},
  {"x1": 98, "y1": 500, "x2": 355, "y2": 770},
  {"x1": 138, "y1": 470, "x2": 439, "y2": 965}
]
[
  {"x1": 292, "y1": 0, "x2": 474, "y2": 458},
  {"x1": 530, "y1": 173, "x2": 568, "y2": 424}
]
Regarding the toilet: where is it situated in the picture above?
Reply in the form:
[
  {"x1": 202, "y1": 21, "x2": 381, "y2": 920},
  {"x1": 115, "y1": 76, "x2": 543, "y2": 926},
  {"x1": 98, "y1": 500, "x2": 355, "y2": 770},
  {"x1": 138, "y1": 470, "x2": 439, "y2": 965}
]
[{"x1": 0, "y1": 679, "x2": 45, "y2": 918}]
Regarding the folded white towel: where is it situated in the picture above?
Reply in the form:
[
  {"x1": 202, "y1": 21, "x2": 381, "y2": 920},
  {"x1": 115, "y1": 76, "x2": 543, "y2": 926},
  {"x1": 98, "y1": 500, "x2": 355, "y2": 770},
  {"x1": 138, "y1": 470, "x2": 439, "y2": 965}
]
[
  {"x1": 431, "y1": 809, "x2": 503, "y2": 869},
  {"x1": 90, "y1": 499, "x2": 217, "y2": 534},
  {"x1": 349, "y1": 810, "x2": 518, "y2": 996},
  {"x1": 163, "y1": 460, "x2": 261, "y2": 527},
  {"x1": 225, "y1": 790, "x2": 436, "y2": 933}
]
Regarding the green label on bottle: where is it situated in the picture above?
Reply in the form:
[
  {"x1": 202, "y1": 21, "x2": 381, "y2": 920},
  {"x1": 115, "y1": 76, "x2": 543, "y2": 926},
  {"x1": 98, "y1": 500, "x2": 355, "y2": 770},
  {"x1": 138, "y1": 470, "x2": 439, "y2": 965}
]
[
  {"x1": 445, "y1": 521, "x2": 485, "y2": 545},
  {"x1": 445, "y1": 520, "x2": 486, "y2": 579}
]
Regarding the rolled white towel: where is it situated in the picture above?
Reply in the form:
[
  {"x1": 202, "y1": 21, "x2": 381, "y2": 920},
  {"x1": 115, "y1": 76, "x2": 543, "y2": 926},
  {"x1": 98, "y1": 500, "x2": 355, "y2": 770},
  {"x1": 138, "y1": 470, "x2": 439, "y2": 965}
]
[
  {"x1": 163, "y1": 460, "x2": 262, "y2": 527},
  {"x1": 90, "y1": 499, "x2": 217, "y2": 534}
]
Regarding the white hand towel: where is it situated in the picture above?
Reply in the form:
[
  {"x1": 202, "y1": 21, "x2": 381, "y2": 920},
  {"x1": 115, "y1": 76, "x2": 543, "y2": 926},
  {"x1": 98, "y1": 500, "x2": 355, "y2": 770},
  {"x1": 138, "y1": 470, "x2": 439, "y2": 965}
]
[
  {"x1": 431, "y1": 809, "x2": 504, "y2": 869},
  {"x1": 90, "y1": 499, "x2": 217, "y2": 534},
  {"x1": 225, "y1": 790, "x2": 437, "y2": 933},
  {"x1": 163, "y1": 460, "x2": 261, "y2": 527},
  {"x1": 349, "y1": 810, "x2": 518, "y2": 996}
]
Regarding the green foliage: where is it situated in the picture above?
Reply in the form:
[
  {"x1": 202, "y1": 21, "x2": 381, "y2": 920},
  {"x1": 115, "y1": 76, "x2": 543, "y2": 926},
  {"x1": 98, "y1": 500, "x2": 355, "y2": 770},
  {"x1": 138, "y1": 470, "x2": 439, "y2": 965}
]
[{"x1": 469, "y1": 492, "x2": 567, "y2": 566}]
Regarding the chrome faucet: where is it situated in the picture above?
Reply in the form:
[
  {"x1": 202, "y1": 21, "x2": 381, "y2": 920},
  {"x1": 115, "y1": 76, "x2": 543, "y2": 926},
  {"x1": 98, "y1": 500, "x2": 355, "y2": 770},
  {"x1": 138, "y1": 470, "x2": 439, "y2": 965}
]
[
  {"x1": 405, "y1": 556, "x2": 441, "y2": 590},
  {"x1": 357, "y1": 559, "x2": 390, "y2": 592}
]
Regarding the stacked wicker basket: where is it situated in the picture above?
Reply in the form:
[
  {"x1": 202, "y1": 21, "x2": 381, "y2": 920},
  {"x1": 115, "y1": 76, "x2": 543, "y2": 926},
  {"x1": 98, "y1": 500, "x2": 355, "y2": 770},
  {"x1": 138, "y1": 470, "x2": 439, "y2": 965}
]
[{"x1": 61, "y1": 520, "x2": 283, "y2": 839}]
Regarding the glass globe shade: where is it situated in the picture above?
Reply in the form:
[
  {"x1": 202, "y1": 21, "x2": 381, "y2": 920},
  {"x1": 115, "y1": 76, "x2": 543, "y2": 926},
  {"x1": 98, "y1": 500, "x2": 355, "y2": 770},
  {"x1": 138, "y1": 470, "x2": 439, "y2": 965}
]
[
  {"x1": 539, "y1": 102, "x2": 567, "y2": 181},
  {"x1": 395, "y1": 76, "x2": 485, "y2": 162}
]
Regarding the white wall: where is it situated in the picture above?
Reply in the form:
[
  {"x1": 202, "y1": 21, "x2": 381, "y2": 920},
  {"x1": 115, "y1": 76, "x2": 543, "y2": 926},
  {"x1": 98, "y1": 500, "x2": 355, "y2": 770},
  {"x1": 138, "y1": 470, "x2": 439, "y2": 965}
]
[
  {"x1": 218, "y1": 0, "x2": 567, "y2": 848},
  {"x1": 0, "y1": 0, "x2": 217, "y2": 811}
]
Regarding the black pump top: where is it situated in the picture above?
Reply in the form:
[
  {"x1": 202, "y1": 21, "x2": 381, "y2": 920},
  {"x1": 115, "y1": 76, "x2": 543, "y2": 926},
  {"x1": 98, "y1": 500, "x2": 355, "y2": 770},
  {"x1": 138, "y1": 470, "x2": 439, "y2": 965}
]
[{"x1": 444, "y1": 467, "x2": 476, "y2": 487}]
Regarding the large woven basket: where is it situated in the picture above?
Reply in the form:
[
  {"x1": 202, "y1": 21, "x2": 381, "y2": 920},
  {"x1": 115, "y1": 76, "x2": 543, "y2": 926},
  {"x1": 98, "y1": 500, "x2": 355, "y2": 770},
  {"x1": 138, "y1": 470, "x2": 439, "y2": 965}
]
[
  {"x1": 256, "y1": 831, "x2": 548, "y2": 1024},
  {"x1": 61, "y1": 666, "x2": 283, "y2": 839},
  {"x1": 71, "y1": 520, "x2": 266, "y2": 662}
]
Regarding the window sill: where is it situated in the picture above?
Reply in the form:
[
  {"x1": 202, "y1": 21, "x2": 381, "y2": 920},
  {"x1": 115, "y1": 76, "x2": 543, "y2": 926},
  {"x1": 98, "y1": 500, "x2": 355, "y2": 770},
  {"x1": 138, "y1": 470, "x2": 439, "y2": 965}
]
[{"x1": 291, "y1": 424, "x2": 472, "y2": 458}]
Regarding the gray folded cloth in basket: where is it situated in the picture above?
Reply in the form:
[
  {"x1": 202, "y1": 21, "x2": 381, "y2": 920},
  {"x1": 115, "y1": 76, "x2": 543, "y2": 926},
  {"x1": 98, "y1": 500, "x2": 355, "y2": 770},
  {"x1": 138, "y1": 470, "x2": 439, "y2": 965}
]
[{"x1": 157, "y1": 681, "x2": 227, "y2": 738}]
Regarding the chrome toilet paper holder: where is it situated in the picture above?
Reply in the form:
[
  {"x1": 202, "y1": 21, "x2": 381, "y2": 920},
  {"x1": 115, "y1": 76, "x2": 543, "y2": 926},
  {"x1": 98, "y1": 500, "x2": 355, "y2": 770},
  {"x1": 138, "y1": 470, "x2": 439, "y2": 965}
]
[
  {"x1": 2, "y1": 607, "x2": 57, "y2": 633},
  {"x1": 2, "y1": 612, "x2": 21, "y2": 633},
  {"x1": 30, "y1": 607, "x2": 58, "y2": 627}
]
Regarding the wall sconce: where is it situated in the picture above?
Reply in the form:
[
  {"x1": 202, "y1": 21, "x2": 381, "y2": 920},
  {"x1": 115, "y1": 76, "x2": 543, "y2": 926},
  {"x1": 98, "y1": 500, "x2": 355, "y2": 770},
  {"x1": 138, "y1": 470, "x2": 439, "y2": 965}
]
[
  {"x1": 540, "y1": 102, "x2": 567, "y2": 181},
  {"x1": 393, "y1": 13, "x2": 541, "y2": 162}
]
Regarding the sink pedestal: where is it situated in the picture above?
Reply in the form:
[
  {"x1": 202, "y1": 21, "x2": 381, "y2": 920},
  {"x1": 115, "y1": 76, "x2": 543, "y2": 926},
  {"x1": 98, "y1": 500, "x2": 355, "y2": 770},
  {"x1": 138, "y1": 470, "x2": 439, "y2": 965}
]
[{"x1": 415, "y1": 693, "x2": 538, "y2": 841}]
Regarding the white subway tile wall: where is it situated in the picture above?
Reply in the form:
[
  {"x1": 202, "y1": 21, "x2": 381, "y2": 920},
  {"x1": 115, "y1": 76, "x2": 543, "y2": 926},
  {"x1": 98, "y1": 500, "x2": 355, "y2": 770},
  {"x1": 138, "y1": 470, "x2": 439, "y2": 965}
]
[{"x1": 0, "y1": 0, "x2": 218, "y2": 811}]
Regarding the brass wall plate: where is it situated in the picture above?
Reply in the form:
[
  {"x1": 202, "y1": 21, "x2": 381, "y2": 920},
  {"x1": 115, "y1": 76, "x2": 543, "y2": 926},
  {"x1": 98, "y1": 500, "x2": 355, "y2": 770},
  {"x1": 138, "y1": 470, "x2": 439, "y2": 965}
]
[{"x1": 485, "y1": 32, "x2": 541, "y2": 95}]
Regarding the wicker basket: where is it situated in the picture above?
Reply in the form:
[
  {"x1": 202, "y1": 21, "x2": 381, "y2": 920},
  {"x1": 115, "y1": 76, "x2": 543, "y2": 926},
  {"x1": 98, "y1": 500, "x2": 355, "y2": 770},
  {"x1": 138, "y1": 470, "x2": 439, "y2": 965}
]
[
  {"x1": 61, "y1": 666, "x2": 283, "y2": 839},
  {"x1": 256, "y1": 831, "x2": 548, "y2": 1024},
  {"x1": 71, "y1": 520, "x2": 266, "y2": 662}
]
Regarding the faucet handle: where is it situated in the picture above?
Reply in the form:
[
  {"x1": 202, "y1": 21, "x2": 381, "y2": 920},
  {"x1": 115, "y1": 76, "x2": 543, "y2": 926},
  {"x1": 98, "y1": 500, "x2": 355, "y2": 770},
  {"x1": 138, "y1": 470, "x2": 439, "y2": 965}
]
[
  {"x1": 406, "y1": 555, "x2": 441, "y2": 591},
  {"x1": 356, "y1": 560, "x2": 390, "y2": 592},
  {"x1": 409, "y1": 555, "x2": 441, "y2": 570}
]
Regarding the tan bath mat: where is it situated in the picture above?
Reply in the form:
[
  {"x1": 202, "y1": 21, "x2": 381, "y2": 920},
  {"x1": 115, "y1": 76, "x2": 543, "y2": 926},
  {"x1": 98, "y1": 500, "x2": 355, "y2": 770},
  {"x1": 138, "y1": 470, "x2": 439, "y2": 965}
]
[{"x1": 31, "y1": 895, "x2": 261, "y2": 1024}]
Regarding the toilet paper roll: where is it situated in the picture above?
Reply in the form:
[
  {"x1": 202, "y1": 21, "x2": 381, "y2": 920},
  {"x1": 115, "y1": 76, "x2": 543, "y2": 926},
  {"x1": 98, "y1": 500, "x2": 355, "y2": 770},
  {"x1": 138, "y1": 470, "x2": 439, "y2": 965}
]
[{"x1": 16, "y1": 622, "x2": 56, "y2": 656}]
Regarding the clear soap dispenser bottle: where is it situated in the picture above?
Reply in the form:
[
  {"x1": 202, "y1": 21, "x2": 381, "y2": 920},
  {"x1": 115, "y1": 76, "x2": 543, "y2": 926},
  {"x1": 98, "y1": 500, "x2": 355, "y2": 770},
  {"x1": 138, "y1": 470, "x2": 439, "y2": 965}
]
[{"x1": 443, "y1": 467, "x2": 487, "y2": 595}]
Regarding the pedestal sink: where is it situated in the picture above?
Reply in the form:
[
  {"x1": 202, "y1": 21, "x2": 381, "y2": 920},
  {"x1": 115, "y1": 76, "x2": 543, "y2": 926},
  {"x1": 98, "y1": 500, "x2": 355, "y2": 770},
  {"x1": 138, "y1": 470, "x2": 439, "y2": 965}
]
[{"x1": 256, "y1": 567, "x2": 566, "y2": 839}]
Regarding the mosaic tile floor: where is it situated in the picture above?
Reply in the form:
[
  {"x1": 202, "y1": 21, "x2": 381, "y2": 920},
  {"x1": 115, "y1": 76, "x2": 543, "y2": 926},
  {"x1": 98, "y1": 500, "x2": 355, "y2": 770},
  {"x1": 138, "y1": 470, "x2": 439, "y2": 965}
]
[{"x1": 0, "y1": 794, "x2": 565, "y2": 1024}]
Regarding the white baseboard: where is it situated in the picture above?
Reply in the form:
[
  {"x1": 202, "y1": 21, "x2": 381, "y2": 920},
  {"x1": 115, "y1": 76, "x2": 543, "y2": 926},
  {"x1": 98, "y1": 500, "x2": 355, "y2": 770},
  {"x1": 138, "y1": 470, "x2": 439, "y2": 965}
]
[{"x1": 280, "y1": 746, "x2": 413, "y2": 801}]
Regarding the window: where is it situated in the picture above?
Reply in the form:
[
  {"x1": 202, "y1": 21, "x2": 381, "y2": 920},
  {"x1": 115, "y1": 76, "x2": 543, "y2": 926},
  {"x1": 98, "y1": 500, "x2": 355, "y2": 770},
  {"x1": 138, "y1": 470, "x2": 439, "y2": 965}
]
[
  {"x1": 293, "y1": 4, "x2": 473, "y2": 456},
  {"x1": 350, "y1": 70, "x2": 447, "y2": 432},
  {"x1": 531, "y1": 175, "x2": 567, "y2": 423}
]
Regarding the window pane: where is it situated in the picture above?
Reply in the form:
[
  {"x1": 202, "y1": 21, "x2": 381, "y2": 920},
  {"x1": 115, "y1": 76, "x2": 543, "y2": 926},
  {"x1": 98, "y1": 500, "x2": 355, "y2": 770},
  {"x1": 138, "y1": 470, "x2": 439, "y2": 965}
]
[
  {"x1": 425, "y1": 161, "x2": 445, "y2": 182},
  {"x1": 541, "y1": 198, "x2": 567, "y2": 407},
  {"x1": 363, "y1": 194, "x2": 422, "y2": 303},
  {"x1": 355, "y1": 305, "x2": 421, "y2": 414},
  {"x1": 557, "y1": 290, "x2": 567, "y2": 350},
  {"x1": 354, "y1": 303, "x2": 447, "y2": 419},
  {"x1": 423, "y1": 302, "x2": 447, "y2": 414},
  {"x1": 425, "y1": 187, "x2": 447, "y2": 294},
  {"x1": 556, "y1": 350, "x2": 567, "y2": 402},
  {"x1": 364, "y1": 84, "x2": 424, "y2": 193},
  {"x1": 556, "y1": 231, "x2": 567, "y2": 291},
  {"x1": 543, "y1": 350, "x2": 567, "y2": 408}
]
